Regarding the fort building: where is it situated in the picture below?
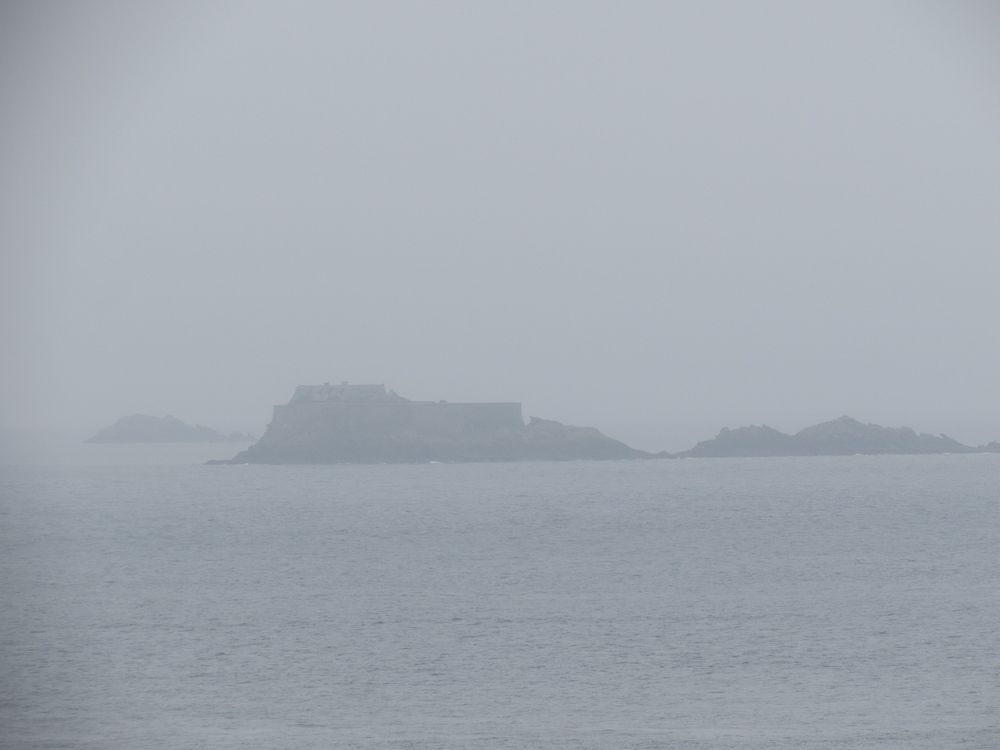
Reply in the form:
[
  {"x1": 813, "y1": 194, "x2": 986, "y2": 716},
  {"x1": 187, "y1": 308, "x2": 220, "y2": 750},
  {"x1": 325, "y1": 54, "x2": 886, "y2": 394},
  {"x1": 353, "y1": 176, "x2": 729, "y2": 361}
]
[
  {"x1": 224, "y1": 381, "x2": 648, "y2": 464},
  {"x1": 271, "y1": 383, "x2": 525, "y2": 442}
]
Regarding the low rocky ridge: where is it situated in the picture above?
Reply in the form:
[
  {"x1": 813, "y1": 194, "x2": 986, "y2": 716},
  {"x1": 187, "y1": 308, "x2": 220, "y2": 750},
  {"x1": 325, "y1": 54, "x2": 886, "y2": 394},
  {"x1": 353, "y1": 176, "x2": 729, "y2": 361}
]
[
  {"x1": 678, "y1": 415, "x2": 998, "y2": 457},
  {"x1": 87, "y1": 414, "x2": 254, "y2": 444},
  {"x1": 214, "y1": 383, "x2": 650, "y2": 464}
]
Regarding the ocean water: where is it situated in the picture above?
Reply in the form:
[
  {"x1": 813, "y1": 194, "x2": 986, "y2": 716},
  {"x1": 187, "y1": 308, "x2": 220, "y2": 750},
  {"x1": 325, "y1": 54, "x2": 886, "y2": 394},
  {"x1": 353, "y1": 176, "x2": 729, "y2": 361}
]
[{"x1": 1, "y1": 448, "x2": 998, "y2": 749}]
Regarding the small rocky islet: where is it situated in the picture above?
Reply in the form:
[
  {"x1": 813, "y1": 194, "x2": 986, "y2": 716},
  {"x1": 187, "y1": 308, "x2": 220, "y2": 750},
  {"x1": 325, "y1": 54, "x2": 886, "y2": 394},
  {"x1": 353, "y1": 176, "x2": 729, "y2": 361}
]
[
  {"x1": 87, "y1": 414, "x2": 254, "y2": 444},
  {"x1": 674, "y1": 415, "x2": 1000, "y2": 458}
]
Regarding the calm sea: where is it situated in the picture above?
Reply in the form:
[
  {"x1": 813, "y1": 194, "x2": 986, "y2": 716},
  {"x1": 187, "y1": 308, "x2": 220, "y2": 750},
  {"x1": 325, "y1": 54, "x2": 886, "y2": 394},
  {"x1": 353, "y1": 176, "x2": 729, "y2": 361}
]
[{"x1": 1, "y1": 445, "x2": 998, "y2": 749}]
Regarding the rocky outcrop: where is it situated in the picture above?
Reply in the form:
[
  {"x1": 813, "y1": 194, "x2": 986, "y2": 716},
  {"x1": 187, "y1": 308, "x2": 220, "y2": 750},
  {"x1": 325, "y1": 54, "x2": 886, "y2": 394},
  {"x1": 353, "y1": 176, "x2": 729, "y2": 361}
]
[
  {"x1": 681, "y1": 424, "x2": 800, "y2": 458},
  {"x1": 793, "y1": 416, "x2": 971, "y2": 455},
  {"x1": 516, "y1": 417, "x2": 647, "y2": 461},
  {"x1": 216, "y1": 383, "x2": 650, "y2": 464},
  {"x1": 678, "y1": 415, "x2": 979, "y2": 457},
  {"x1": 87, "y1": 414, "x2": 254, "y2": 444}
]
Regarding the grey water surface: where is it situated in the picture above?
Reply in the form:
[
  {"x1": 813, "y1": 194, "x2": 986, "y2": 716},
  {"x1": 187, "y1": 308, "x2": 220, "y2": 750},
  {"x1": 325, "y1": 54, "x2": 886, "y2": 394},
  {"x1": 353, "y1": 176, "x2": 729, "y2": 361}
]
[{"x1": 1, "y1": 452, "x2": 998, "y2": 749}]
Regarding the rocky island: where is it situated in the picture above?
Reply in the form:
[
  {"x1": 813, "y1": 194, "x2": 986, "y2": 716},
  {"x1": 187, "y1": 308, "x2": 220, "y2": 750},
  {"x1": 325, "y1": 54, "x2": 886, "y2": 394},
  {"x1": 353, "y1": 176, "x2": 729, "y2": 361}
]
[
  {"x1": 88, "y1": 414, "x2": 254, "y2": 444},
  {"x1": 677, "y1": 415, "x2": 998, "y2": 457},
  {"x1": 217, "y1": 382, "x2": 650, "y2": 464}
]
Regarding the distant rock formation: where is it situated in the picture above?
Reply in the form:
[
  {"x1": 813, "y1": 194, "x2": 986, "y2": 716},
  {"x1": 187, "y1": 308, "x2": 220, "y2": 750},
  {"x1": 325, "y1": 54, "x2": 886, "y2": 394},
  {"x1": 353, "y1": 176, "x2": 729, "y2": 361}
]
[
  {"x1": 87, "y1": 414, "x2": 254, "y2": 444},
  {"x1": 679, "y1": 424, "x2": 801, "y2": 458},
  {"x1": 216, "y1": 383, "x2": 649, "y2": 464},
  {"x1": 677, "y1": 415, "x2": 984, "y2": 457}
]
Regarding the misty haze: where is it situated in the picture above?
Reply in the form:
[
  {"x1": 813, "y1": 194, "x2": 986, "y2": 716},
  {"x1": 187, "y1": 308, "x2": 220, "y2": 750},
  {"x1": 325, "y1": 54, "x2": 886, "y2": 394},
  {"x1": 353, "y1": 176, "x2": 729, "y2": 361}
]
[{"x1": 2, "y1": 3, "x2": 998, "y2": 749}]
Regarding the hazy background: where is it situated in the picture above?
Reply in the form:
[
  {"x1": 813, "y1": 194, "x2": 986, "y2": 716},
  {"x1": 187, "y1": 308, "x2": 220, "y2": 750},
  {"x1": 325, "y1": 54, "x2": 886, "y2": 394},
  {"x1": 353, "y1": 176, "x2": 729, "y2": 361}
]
[{"x1": 2, "y1": 1, "x2": 999, "y2": 452}]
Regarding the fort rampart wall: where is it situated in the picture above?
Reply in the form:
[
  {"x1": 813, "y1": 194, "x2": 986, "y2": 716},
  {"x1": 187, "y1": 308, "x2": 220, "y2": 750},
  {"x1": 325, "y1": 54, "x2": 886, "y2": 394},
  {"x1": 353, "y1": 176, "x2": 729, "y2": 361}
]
[{"x1": 270, "y1": 400, "x2": 524, "y2": 439}]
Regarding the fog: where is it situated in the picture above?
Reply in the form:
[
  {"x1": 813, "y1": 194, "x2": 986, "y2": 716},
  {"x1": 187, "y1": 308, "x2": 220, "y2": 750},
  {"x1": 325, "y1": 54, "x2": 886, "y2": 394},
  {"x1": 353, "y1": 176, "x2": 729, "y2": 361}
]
[{"x1": 2, "y1": 1, "x2": 999, "y2": 452}]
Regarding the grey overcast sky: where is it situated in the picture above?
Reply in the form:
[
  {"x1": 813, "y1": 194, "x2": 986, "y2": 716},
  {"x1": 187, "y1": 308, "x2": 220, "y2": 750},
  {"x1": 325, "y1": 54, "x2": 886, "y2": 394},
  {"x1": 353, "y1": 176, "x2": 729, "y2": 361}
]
[{"x1": 2, "y1": 1, "x2": 999, "y2": 451}]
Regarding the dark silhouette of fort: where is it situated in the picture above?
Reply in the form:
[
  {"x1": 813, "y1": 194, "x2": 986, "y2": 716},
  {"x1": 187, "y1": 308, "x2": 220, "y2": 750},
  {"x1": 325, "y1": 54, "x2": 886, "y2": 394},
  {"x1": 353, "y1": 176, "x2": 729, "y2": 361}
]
[{"x1": 221, "y1": 383, "x2": 648, "y2": 464}]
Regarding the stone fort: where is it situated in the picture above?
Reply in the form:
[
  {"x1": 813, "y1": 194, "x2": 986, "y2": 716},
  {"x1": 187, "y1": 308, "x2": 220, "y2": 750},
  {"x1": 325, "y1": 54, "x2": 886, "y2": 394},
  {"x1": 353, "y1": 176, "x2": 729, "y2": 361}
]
[
  {"x1": 224, "y1": 381, "x2": 646, "y2": 463},
  {"x1": 271, "y1": 382, "x2": 525, "y2": 440}
]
